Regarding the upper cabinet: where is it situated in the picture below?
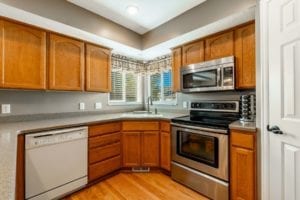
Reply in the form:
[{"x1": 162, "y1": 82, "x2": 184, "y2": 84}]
[
  {"x1": 85, "y1": 44, "x2": 111, "y2": 92},
  {"x1": 205, "y1": 31, "x2": 234, "y2": 60},
  {"x1": 171, "y1": 47, "x2": 182, "y2": 92},
  {"x1": 235, "y1": 23, "x2": 255, "y2": 89},
  {"x1": 0, "y1": 20, "x2": 46, "y2": 89},
  {"x1": 49, "y1": 34, "x2": 85, "y2": 91},
  {"x1": 182, "y1": 40, "x2": 204, "y2": 66}
]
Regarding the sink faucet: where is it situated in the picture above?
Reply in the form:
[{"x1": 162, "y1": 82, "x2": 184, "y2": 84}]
[{"x1": 147, "y1": 96, "x2": 153, "y2": 113}]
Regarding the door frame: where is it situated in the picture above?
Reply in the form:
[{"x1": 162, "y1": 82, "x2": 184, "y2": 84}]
[{"x1": 257, "y1": 0, "x2": 271, "y2": 199}]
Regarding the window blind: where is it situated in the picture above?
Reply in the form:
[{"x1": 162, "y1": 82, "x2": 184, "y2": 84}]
[
  {"x1": 110, "y1": 71, "x2": 123, "y2": 101},
  {"x1": 150, "y1": 73, "x2": 161, "y2": 101},
  {"x1": 149, "y1": 69, "x2": 176, "y2": 103},
  {"x1": 125, "y1": 73, "x2": 137, "y2": 102}
]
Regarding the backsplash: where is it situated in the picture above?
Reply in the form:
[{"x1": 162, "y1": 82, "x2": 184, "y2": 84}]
[{"x1": 0, "y1": 90, "x2": 143, "y2": 117}]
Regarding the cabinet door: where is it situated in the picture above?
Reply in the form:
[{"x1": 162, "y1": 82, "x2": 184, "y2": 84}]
[
  {"x1": 235, "y1": 23, "x2": 255, "y2": 89},
  {"x1": 49, "y1": 34, "x2": 84, "y2": 91},
  {"x1": 160, "y1": 131, "x2": 170, "y2": 171},
  {"x1": 231, "y1": 146, "x2": 255, "y2": 200},
  {"x1": 171, "y1": 47, "x2": 182, "y2": 92},
  {"x1": 182, "y1": 40, "x2": 204, "y2": 66},
  {"x1": 0, "y1": 20, "x2": 46, "y2": 89},
  {"x1": 122, "y1": 132, "x2": 141, "y2": 167},
  {"x1": 141, "y1": 131, "x2": 159, "y2": 167},
  {"x1": 86, "y1": 44, "x2": 111, "y2": 92},
  {"x1": 205, "y1": 31, "x2": 234, "y2": 60}
]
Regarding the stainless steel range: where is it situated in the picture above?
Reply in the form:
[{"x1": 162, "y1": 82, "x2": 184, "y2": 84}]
[{"x1": 171, "y1": 101, "x2": 240, "y2": 200}]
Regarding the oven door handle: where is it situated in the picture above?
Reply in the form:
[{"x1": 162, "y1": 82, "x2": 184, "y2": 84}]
[{"x1": 171, "y1": 122, "x2": 228, "y2": 134}]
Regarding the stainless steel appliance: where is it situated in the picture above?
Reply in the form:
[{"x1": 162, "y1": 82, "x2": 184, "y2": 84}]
[
  {"x1": 171, "y1": 101, "x2": 240, "y2": 200},
  {"x1": 25, "y1": 127, "x2": 88, "y2": 200},
  {"x1": 181, "y1": 56, "x2": 235, "y2": 93},
  {"x1": 240, "y1": 94, "x2": 256, "y2": 122}
]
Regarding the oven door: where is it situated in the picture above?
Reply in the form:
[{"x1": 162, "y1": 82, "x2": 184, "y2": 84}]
[
  {"x1": 171, "y1": 123, "x2": 228, "y2": 181},
  {"x1": 181, "y1": 66, "x2": 221, "y2": 92}
]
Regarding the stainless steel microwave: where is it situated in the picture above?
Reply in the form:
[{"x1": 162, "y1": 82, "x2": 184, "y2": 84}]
[{"x1": 180, "y1": 56, "x2": 235, "y2": 92}]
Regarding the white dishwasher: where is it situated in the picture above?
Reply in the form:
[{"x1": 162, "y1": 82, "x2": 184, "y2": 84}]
[{"x1": 25, "y1": 126, "x2": 88, "y2": 200}]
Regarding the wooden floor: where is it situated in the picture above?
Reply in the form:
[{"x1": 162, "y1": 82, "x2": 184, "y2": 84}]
[{"x1": 67, "y1": 172, "x2": 208, "y2": 200}]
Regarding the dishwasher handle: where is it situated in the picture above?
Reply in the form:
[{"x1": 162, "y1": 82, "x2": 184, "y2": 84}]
[{"x1": 25, "y1": 126, "x2": 88, "y2": 149}]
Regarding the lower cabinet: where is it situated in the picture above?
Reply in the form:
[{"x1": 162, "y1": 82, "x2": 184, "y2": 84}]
[
  {"x1": 88, "y1": 122, "x2": 121, "y2": 182},
  {"x1": 122, "y1": 121, "x2": 160, "y2": 168},
  {"x1": 160, "y1": 121, "x2": 171, "y2": 171},
  {"x1": 230, "y1": 129, "x2": 256, "y2": 200}
]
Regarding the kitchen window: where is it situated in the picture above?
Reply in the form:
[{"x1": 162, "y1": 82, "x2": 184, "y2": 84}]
[
  {"x1": 109, "y1": 71, "x2": 142, "y2": 105},
  {"x1": 148, "y1": 69, "x2": 176, "y2": 105}
]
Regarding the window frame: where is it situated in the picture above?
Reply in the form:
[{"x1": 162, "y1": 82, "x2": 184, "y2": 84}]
[
  {"x1": 108, "y1": 71, "x2": 142, "y2": 105},
  {"x1": 147, "y1": 70, "x2": 177, "y2": 106}
]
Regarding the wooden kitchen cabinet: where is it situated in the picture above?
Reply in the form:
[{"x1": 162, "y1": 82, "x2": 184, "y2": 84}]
[
  {"x1": 122, "y1": 121, "x2": 160, "y2": 168},
  {"x1": 205, "y1": 31, "x2": 234, "y2": 60},
  {"x1": 49, "y1": 33, "x2": 84, "y2": 91},
  {"x1": 141, "y1": 131, "x2": 159, "y2": 167},
  {"x1": 182, "y1": 40, "x2": 205, "y2": 66},
  {"x1": 171, "y1": 47, "x2": 182, "y2": 92},
  {"x1": 160, "y1": 121, "x2": 171, "y2": 171},
  {"x1": 122, "y1": 131, "x2": 141, "y2": 167},
  {"x1": 0, "y1": 20, "x2": 46, "y2": 89},
  {"x1": 230, "y1": 129, "x2": 256, "y2": 200},
  {"x1": 88, "y1": 122, "x2": 121, "y2": 182},
  {"x1": 85, "y1": 44, "x2": 111, "y2": 92},
  {"x1": 235, "y1": 22, "x2": 256, "y2": 89}
]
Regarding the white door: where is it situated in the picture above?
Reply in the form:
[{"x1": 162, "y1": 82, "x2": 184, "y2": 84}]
[{"x1": 262, "y1": 0, "x2": 300, "y2": 199}]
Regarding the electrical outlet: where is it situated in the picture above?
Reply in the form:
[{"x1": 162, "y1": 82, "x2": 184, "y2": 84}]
[
  {"x1": 1, "y1": 104, "x2": 11, "y2": 114},
  {"x1": 95, "y1": 102, "x2": 102, "y2": 109},
  {"x1": 79, "y1": 102, "x2": 85, "y2": 110},
  {"x1": 183, "y1": 101, "x2": 188, "y2": 109}
]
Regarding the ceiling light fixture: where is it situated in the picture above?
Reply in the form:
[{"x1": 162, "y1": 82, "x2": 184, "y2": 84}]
[{"x1": 126, "y1": 5, "x2": 139, "y2": 15}]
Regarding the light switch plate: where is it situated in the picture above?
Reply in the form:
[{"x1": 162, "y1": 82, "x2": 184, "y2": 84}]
[
  {"x1": 79, "y1": 102, "x2": 85, "y2": 110},
  {"x1": 1, "y1": 104, "x2": 11, "y2": 114},
  {"x1": 183, "y1": 101, "x2": 188, "y2": 109},
  {"x1": 95, "y1": 102, "x2": 102, "y2": 109}
]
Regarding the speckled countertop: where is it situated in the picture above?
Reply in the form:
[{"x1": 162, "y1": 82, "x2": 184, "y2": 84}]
[
  {"x1": 229, "y1": 120, "x2": 257, "y2": 132},
  {"x1": 0, "y1": 112, "x2": 186, "y2": 200}
]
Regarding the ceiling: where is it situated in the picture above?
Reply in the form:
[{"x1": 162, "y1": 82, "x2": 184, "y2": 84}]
[{"x1": 67, "y1": 0, "x2": 207, "y2": 34}]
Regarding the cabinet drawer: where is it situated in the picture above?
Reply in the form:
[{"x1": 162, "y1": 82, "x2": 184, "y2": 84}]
[
  {"x1": 89, "y1": 132, "x2": 120, "y2": 149},
  {"x1": 122, "y1": 121, "x2": 159, "y2": 131},
  {"x1": 89, "y1": 155, "x2": 121, "y2": 182},
  {"x1": 89, "y1": 122, "x2": 121, "y2": 137},
  {"x1": 160, "y1": 121, "x2": 170, "y2": 132},
  {"x1": 231, "y1": 131, "x2": 254, "y2": 149},
  {"x1": 89, "y1": 142, "x2": 120, "y2": 164}
]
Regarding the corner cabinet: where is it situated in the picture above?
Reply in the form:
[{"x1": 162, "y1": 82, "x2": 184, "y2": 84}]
[
  {"x1": 235, "y1": 22, "x2": 256, "y2": 89},
  {"x1": 0, "y1": 20, "x2": 46, "y2": 89},
  {"x1": 205, "y1": 31, "x2": 234, "y2": 60},
  {"x1": 122, "y1": 121, "x2": 160, "y2": 168},
  {"x1": 230, "y1": 129, "x2": 256, "y2": 200},
  {"x1": 171, "y1": 47, "x2": 182, "y2": 92},
  {"x1": 85, "y1": 44, "x2": 111, "y2": 92},
  {"x1": 49, "y1": 34, "x2": 84, "y2": 91},
  {"x1": 182, "y1": 40, "x2": 205, "y2": 66}
]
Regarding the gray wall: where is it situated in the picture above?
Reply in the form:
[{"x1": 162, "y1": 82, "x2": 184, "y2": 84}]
[
  {"x1": 0, "y1": 90, "x2": 143, "y2": 116},
  {"x1": 0, "y1": 0, "x2": 142, "y2": 49},
  {"x1": 142, "y1": 0, "x2": 256, "y2": 49}
]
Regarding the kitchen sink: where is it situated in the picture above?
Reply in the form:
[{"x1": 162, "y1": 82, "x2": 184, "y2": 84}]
[{"x1": 121, "y1": 111, "x2": 163, "y2": 118}]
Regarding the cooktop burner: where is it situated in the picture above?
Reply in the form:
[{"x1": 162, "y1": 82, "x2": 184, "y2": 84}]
[{"x1": 171, "y1": 101, "x2": 240, "y2": 131}]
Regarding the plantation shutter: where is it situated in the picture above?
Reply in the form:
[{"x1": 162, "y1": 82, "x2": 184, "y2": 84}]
[
  {"x1": 125, "y1": 73, "x2": 137, "y2": 102},
  {"x1": 150, "y1": 73, "x2": 161, "y2": 101},
  {"x1": 110, "y1": 71, "x2": 123, "y2": 101}
]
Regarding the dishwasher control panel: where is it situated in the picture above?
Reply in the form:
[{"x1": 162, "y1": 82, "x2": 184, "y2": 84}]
[{"x1": 25, "y1": 126, "x2": 88, "y2": 149}]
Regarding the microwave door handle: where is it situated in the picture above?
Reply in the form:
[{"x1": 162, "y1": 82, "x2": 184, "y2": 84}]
[{"x1": 217, "y1": 68, "x2": 222, "y2": 87}]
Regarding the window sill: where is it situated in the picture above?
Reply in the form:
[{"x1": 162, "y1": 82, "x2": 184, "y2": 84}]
[
  {"x1": 152, "y1": 101, "x2": 177, "y2": 106},
  {"x1": 108, "y1": 102, "x2": 143, "y2": 106}
]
